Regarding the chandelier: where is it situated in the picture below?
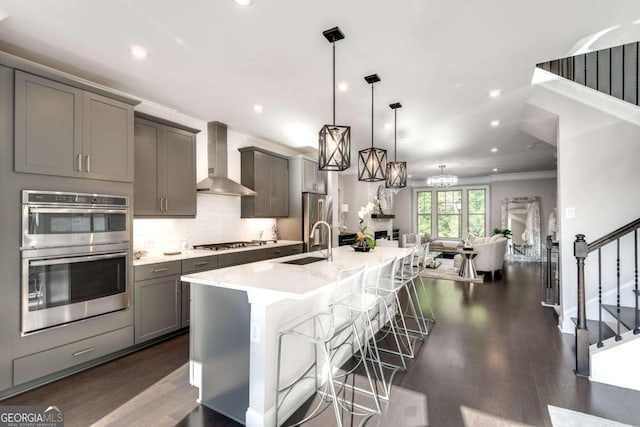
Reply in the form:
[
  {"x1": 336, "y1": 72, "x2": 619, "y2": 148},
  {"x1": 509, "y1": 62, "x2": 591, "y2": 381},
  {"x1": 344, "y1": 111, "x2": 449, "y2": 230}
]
[
  {"x1": 318, "y1": 27, "x2": 350, "y2": 171},
  {"x1": 426, "y1": 165, "x2": 458, "y2": 187}
]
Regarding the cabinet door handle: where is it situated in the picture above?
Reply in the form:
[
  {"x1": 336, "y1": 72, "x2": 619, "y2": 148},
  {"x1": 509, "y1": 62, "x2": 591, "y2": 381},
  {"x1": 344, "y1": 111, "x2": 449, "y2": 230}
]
[
  {"x1": 194, "y1": 261, "x2": 208, "y2": 267},
  {"x1": 76, "y1": 154, "x2": 82, "y2": 172},
  {"x1": 85, "y1": 155, "x2": 91, "y2": 173},
  {"x1": 152, "y1": 267, "x2": 169, "y2": 273},
  {"x1": 159, "y1": 198, "x2": 164, "y2": 212},
  {"x1": 73, "y1": 347, "x2": 95, "y2": 357},
  {"x1": 165, "y1": 198, "x2": 168, "y2": 212}
]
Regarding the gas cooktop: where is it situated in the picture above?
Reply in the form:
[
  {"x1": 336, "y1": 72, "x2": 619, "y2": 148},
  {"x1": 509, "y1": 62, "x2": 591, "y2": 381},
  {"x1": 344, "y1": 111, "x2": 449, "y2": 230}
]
[{"x1": 192, "y1": 240, "x2": 274, "y2": 251}]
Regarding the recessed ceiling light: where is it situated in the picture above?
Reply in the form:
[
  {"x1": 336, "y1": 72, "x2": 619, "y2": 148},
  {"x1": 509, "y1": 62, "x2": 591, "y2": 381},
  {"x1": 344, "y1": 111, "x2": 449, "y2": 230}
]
[
  {"x1": 384, "y1": 123, "x2": 393, "y2": 130},
  {"x1": 253, "y1": 105, "x2": 264, "y2": 114},
  {"x1": 407, "y1": 174, "x2": 413, "y2": 178},
  {"x1": 489, "y1": 89, "x2": 502, "y2": 98},
  {"x1": 233, "y1": 0, "x2": 254, "y2": 5},
  {"x1": 128, "y1": 45, "x2": 150, "y2": 59},
  {"x1": 493, "y1": 168, "x2": 499, "y2": 172},
  {"x1": 490, "y1": 120, "x2": 500, "y2": 127},
  {"x1": 337, "y1": 81, "x2": 349, "y2": 92},
  {"x1": 491, "y1": 147, "x2": 499, "y2": 153}
]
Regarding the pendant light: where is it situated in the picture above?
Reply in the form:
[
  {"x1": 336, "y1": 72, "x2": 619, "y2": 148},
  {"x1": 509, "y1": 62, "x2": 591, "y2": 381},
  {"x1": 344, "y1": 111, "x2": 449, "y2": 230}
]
[
  {"x1": 385, "y1": 102, "x2": 407, "y2": 188},
  {"x1": 318, "y1": 27, "x2": 350, "y2": 171},
  {"x1": 358, "y1": 74, "x2": 387, "y2": 182}
]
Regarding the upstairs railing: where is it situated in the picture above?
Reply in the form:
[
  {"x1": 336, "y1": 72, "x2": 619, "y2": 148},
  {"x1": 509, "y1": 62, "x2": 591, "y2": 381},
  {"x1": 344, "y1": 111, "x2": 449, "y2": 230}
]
[
  {"x1": 537, "y1": 42, "x2": 640, "y2": 108},
  {"x1": 574, "y1": 217, "x2": 640, "y2": 376}
]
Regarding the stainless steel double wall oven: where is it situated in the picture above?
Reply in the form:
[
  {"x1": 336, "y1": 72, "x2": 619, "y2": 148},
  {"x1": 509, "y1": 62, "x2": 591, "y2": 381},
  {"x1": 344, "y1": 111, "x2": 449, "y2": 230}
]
[{"x1": 21, "y1": 190, "x2": 131, "y2": 334}]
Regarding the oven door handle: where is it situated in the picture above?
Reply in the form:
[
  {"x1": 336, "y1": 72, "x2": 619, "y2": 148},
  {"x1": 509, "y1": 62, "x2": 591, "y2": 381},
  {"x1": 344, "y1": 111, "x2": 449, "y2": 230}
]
[
  {"x1": 29, "y1": 251, "x2": 128, "y2": 267},
  {"x1": 29, "y1": 207, "x2": 127, "y2": 215}
]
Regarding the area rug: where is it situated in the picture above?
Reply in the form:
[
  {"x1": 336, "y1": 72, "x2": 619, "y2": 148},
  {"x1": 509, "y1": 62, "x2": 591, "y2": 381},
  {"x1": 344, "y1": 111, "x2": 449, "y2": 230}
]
[
  {"x1": 420, "y1": 258, "x2": 483, "y2": 283},
  {"x1": 460, "y1": 406, "x2": 533, "y2": 427},
  {"x1": 548, "y1": 405, "x2": 636, "y2": 427}
]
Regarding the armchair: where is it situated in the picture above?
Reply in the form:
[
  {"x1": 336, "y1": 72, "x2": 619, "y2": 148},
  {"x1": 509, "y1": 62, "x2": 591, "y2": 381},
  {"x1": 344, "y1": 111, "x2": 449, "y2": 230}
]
[{"x1": 471, "y1": 235, "x2": 508, "y2": 280}]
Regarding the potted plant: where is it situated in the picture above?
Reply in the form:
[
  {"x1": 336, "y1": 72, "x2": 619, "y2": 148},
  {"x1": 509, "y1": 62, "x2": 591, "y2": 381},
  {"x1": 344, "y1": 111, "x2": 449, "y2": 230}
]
[
  {"x1": 493, "y1": 228, "x2": 512, "y2": 238},
  {"x1": 354, "y1": 202, "x2": 375, "y2": 252}
]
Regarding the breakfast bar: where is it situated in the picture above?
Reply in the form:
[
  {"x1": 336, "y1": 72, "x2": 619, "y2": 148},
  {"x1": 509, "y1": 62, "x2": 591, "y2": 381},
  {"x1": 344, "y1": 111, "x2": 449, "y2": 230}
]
[{"x1": 181, "y1": 245, "x2": 410, "y2": 427}]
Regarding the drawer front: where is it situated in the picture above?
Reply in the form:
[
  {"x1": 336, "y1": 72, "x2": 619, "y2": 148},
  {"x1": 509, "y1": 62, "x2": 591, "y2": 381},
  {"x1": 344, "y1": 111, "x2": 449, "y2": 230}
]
[
  {"x1": 135, "y1": 260, "x2": 181, "y2": 281},
  {"x1": 268, "y1": 244, "x2": 302, "y2": 259},
  {"x1": 218, "y1": 248, "x2": 267, "y2": 268},
  {"x1": 13, "y1": 326, "x2": 133, "y2": 386},
  {"x1": 182, "y1": 255, "x2": 219, "y2": 274}
]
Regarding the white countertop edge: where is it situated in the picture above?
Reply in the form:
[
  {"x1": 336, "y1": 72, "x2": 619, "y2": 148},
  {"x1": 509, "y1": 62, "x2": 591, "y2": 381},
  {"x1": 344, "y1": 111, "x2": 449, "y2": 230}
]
[
  {"x1": 180, "y1": 246, "x2": 411, "y2": 302},
  {"x1": 133, "y1": 240, "x2": 303, "y2": 266}
]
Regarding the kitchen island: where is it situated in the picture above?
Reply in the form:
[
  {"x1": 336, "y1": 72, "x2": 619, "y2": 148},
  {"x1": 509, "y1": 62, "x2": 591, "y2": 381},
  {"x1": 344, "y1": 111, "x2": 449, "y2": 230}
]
[{"x1": 181, "y1": 245, "x2": 410, "y2": 427}]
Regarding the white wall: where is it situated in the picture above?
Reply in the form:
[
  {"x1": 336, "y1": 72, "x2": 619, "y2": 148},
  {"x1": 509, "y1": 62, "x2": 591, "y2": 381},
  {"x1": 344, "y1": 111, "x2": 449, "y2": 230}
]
[
  {"x1": 133, "y1": 102, "x2": 301, "y2": 254},
  {"x1": 529, "y1": 70, "x2": 640, "y2": 333}
]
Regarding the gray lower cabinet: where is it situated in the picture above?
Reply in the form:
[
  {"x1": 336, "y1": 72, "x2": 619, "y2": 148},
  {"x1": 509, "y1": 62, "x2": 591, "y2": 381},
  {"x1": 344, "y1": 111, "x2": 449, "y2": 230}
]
[
  {"x1": 134, "y1": 262, "x2": 182, "y2": 344},
  {"x1": 134, "y1": 115, "x2": 197, "y2": 217},
  {"x1": 181, "y1": 255, "x2": 220, "y2": 329},
  {"x1": 240, "y1": 147, "x2": 289, "y2": 218},
  {"x1": 14, "y1": 70, "x2": 134, "y2": 182},
  {"x1": 13, "y1": 326, "x2": 133, "y2": 386}
]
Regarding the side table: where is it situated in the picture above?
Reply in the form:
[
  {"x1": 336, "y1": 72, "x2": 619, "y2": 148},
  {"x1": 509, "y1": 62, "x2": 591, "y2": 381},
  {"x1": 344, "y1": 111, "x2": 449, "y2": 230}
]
[{"x1": 458, "y1": 249, "x2": 479, "y2": 280}]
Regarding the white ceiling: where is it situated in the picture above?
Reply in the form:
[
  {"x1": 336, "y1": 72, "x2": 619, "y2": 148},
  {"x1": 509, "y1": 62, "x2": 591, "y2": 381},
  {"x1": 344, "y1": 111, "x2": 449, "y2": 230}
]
[{"x1": 1, "y1": 0, "x2": 639, "y2": 179}]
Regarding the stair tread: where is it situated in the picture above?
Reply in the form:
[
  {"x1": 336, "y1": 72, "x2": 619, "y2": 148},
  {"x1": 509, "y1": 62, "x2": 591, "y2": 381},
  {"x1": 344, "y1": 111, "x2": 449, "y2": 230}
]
[
  {"x1": 571, "y1": 318, "x2": 616, "y2": 344},
  {"x1": 601, "y1": 304, "x2": 640, "y2": 331}
]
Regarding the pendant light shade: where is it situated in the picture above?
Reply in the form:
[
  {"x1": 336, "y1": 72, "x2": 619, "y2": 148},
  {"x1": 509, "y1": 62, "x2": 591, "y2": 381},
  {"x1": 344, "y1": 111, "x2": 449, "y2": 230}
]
[
  {"x1": 318, "y1": 27, "x2": 350, "y2": 171},
  {"x1": 358, "y1": 74, "x2": 387, "y2": 182},
  {"x1": 385, "y1": 102, "x2": 407, "y2": 189}
]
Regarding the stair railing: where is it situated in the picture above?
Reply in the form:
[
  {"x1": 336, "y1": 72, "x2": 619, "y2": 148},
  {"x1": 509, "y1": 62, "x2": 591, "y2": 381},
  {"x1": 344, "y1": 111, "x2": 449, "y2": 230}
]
[{"x1": 574, "y1": 217, "x2": 640, "y2": 377}]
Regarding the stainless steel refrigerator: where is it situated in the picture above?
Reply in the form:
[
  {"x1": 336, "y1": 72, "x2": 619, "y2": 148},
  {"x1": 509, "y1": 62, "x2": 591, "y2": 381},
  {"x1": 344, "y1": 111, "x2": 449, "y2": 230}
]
[{"x1": 303, "y1": 192, "x2": 332, "y2": 252}]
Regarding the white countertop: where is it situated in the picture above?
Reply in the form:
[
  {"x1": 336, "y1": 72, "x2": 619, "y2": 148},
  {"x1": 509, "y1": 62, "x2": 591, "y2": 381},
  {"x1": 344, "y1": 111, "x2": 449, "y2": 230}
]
[
  {"x1": 181, "y1": 246, "x2": 410, "y2": 301},
  {"x1": 133, "y1": 240, "x2": 303, "y2": 266}
]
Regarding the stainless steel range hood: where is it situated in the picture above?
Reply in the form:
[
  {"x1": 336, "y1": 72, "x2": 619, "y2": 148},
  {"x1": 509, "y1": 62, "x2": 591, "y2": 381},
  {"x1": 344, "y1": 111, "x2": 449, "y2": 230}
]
[{"x1": 197, "y1": 121, "x2": 257, "y2": 196}]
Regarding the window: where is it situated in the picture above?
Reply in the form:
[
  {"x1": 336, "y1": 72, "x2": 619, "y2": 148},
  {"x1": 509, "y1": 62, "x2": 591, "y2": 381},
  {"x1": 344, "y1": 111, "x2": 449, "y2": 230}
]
[
  {"x1": 414, "y1": 186, "x2": 488, "y2": 239},
  {"x1": 417, "y1": 191, "x2": 432, "y2": 235},
  {"x1": 437, "y1": 190, "x2": 462, "y2": 238},
  {"x1": 467, "y1": 189, "x2": 486, "y2": 237}
]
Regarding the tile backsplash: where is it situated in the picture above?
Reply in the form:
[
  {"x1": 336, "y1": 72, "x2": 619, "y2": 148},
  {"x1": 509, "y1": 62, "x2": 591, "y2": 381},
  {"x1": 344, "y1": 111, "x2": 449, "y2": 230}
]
[{"x1": 134, "y1": 194, "x2": 276, "y2": 255}]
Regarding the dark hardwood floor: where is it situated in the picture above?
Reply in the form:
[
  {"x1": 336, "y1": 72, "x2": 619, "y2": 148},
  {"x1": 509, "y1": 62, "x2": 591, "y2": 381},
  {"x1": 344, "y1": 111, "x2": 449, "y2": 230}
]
[{"x1": 4, "y1": 262, "x2": 640, "y2": 427}]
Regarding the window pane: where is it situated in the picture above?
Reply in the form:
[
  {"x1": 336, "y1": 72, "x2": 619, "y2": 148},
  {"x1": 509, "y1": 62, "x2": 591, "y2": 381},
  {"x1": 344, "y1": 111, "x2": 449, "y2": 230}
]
[
  {"x1": 438, "y1": 214, "x2": 460, "y2": 238},
  {"x1": 418, "y1": 215, "x2": 431, "y2": 235},
  {"x1": 468, "y1": 189, "x2": 485, "y2": 214},
  {"x1": 468, "y1": 214, "x2": 485, "y2": 237},
  {"x1": 417, "y1": 191, "x2": 432, "y2": 235},
  {"x1": 417, "y1": 191, "x2": 431, "y2": 214},
  {"x1": 437, "y1": 190, "x2": 461, "y2": 214}
]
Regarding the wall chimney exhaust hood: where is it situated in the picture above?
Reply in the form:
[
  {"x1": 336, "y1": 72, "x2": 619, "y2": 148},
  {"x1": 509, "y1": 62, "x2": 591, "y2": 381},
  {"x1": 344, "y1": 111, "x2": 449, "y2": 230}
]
[{"x1": 197, "y1": 122, "x2": 257, "y2": 196}]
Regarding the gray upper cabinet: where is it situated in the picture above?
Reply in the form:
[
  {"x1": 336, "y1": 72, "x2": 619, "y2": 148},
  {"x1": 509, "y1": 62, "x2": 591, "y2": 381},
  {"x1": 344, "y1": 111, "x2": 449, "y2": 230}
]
[
  {"x1": 240, "y1": 147, "x2": 289, "y2": 218},
  {"x1": 134, "y1": 114, "x2": 198, "y2": 218},
  {"x1": 14, "y1": 70, "x2": 134, "y2": 182},
  {"x1": 82, "y1": 92, "x2": 134, "y2": 181},
  {"x1": 301, "y1": 158, "x2": 326, "y2": 194}
]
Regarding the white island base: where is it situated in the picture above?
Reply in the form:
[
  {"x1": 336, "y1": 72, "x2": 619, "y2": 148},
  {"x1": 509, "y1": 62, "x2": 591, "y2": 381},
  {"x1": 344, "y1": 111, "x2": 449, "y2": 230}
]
[{"x1": 182, "y1": 246, "x2": 410, "y2": 427}]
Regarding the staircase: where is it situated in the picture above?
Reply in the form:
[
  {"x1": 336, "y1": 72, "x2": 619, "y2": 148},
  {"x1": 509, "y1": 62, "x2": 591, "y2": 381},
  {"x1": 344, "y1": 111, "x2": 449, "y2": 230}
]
[
  {"x1": 573, "y1": 218, "x2": 640, "y2": 383},
  {"x1": 537, "y1": 42, "x2": 640, "y2": 107}
]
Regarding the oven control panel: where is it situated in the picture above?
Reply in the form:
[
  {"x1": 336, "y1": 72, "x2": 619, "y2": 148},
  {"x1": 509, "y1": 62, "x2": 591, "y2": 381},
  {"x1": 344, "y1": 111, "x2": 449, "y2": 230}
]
[{"x1": 23, "y1": 190, "x2": 128, "y2": 207}]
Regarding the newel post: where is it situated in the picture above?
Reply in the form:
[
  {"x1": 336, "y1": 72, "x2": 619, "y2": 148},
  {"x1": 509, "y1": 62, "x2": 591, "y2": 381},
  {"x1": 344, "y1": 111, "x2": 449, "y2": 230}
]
[{"x1": 574, "y1": 234, "x2": 590, "y2": 377}]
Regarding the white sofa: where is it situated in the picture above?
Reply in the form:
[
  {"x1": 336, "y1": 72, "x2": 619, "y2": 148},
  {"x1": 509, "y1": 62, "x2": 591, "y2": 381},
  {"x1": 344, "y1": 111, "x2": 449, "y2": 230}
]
[{"x1": 470, "y1": 235, "x2": 508, "y2": 280}]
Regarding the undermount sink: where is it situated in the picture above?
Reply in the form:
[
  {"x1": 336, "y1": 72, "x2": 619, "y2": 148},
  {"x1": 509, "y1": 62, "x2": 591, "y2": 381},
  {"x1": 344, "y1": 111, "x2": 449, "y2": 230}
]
[{"x1": 280, "y1": 256, "x2": 327, "y2": 265}]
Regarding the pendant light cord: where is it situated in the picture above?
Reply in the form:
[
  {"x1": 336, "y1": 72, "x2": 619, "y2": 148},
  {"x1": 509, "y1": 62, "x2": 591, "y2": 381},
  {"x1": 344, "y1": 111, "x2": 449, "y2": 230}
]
[
  {"x1": 394, "y1": 108, "x2": 397, "y2": 161},
  {"x1": 332, "y1": 41, "x2": 336, "y2": 125},
  {"x1": 370, "y1": 83, "x2": 374, "y2": 149}
]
